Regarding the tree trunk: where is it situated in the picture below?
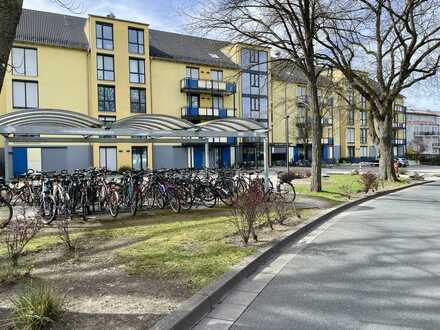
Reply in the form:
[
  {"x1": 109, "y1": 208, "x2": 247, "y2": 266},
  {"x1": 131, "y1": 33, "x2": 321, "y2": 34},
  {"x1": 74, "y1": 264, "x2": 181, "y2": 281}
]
[
  {"x1": 309, "y1": 81, "x2": 322, "y2": 192},
  {"x1": 376, "y1": 111, "x2": 398, "y2": 181},
  {"x1": 0, "y1": 0, "x2": 23, "y2": 93}
]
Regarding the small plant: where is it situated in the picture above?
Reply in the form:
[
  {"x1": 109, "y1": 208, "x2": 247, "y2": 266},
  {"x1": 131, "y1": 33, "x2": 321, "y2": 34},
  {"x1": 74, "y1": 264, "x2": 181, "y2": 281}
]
[
  {"x1": 271, "y1": 195, "x2": 290, "y2": 225},
  {"x1": 11, "y1": 281, "x2": 64, "y2": 330},
  {"x1": 339, "y1": 182, "x2": 354, "y2": 199},
  {"x1": 56, "y1": 217, "x2": 76, "y2": 252},
  {"x1": 359, "y1": 172, "x2": 379, "y2": 193},
  {"x1": 4, "y1": 212, "x2": 42, "y2": 267},
  {"x1": 230, "y1": 181, "x2": 265, "y2": 244}
]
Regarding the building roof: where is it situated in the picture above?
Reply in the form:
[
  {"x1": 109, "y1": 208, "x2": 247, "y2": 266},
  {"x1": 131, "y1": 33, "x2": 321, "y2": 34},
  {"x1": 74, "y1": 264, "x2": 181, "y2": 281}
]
[
  {"x1": 16, "y1": 9, "x2": 89, "y2": 50},
  {"x1": 149, "y1": 29, "x2": 239, "y2": 69},
  {"x1": 16, "y1": 9, "x2": 241, "y2": 69},
  {"x1": 271, "y1": 60, "x2": 332, "y2": 87},
  {"x1": 406, "y1": 108, "x2": 440, "y2": 117}
]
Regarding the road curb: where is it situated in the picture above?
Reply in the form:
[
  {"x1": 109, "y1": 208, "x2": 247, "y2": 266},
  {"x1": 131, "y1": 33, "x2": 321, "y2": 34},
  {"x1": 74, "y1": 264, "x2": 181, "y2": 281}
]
[{"x1": 152, "y1": 180, "x2": 434, "y2": 330}]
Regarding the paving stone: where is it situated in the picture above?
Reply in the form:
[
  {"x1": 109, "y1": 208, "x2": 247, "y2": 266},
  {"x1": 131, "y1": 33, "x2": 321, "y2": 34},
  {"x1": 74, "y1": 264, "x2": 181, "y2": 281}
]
[
  {"x1": 193, "y1": 317, "x2": 233, "y2": 330},
  {"x1": 222, "y1": 290, "x2": 258, "y2": 306},
  {"x1": 208, "y1": 303, "x2": 248, "y2": 321}
]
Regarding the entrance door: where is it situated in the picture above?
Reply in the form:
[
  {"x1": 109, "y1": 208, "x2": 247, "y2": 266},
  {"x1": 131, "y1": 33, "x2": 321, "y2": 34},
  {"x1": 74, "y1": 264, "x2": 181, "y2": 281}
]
[
  {"x1": 100, "y1": 147, "x2": 117, "y2": 171},
  {"x1": 221, "y1": 147, "x2": 231, "y2": 168},
  {"x1": 13, "y1": 147, "x2": 27, "y2": 177},
  {"x1": 132, "y1": 147, "x2": 147, "y2": 170},
  {"x1": 193, "y1": 147, "x2": 204, "y2": 169}
]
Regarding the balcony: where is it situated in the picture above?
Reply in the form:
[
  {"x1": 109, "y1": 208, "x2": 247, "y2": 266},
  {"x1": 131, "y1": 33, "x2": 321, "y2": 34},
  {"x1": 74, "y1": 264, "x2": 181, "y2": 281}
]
[
  {"x1": 432, "y1": 143, "x2": 440, "y2": 148},
  {"x1": 393, "y1": 139, "x2": 406, "y2": 145},
  {"x1": 181, "y1": 78, "x2": 236, "y2": 95},
  {"x1": 181, "y1": 107, "x2": 236, "y2": 119},
  {"x1": 296, "y1": 137, "x2": 333, "y2": 144},
  {"x1": 394, "y1": 105, "x2": 407, "y2": 113},
  {"x1": 393, "y1": 122, "x2": 406, "y2": 129},
  {"x1": 322, "y1": 117, "x2": 333, "y2": 126},
  {"x1": 296, "y1": 116, "x2": 311, "y2": 127}
]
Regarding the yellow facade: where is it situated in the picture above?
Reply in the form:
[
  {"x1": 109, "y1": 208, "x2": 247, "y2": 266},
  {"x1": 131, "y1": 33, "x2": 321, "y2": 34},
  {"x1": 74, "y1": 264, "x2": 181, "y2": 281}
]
[{"x1": 0, "y1": 9, "x2": 407, "y2": 174}]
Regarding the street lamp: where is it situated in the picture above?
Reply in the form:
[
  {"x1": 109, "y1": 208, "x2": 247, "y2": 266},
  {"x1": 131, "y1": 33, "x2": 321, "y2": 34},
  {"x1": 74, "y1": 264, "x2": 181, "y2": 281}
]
[{"x1": 284, "y1": 81, "x2": 290, "y2": 173}]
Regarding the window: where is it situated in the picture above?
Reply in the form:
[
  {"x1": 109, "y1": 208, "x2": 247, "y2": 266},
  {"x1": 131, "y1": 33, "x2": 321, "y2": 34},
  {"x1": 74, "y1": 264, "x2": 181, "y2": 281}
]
[
  {"x1": 251, "y1": 96, "x2": 259, "y2": 111},
  {"x1": 346, "y1": 128, "x2": 355, "y2": 144},
  {"x1": 213, "y1": 96, "x2": 224, "y2": 109},
  {"x1": 129, "y1": 58, "x2": 145, "y2": 83},
  {"x1": 186, "y1": 67, "x2": 199, "y2": 79},
  {"x1": 12, "y1": 80, "x2": 38, "y2": 109},
  {"x1": 97, "y1": 55, "x2": 114, "y2": 81},
  {"x1": 360, "y1": 111, "x2": 367, "y2": 126},
  {"x1": 188, "y1": 94, "x2": 199, "y2": 108},
  {"x1": 99, "y1": 147, "x2": 117, "y2": 171},
  {"x1": 360, "y1": 146, "x2": 368, "y2": 158},
  {"x1": 211, "y1": 70, "x2": 223, "y2": 81},
  {"x1": 98, "y1": 115, "x2": 116, "y2": 128},
  {"x1": 250, "y1": 49, "x2": 258, "y2": 63},
  {"x1": 98, "y1": 85, "x2": 115, "y2": 112},
  {"x1": 96, "y1": 22, "x2": 113, "y2": 50},
  {"x1": 128, "y1": 28, "x2": 144, "y2": 54},
  {"x1": 347, "y1": 89, "x2": 354, "y2": 105},
  {"x1": 132, "y1": 147, "x2": 148, "y2": 170},
  {"x1": 11, "y1": 47, "x2": 37, "y2": 76},
  {"x1": 250, "y1": 73, "x2": 259, "y2": 87},
  {"x1": 130, "y1": 88, "x2": 146, "y2": 113},
  {"x1": 297, "y1": 86, "x2": 306, "y2": 96},
  {"x1": 348, "y1": 110, "x2": 355, "y2": 126},
  {"x1": 360, "y1": 96, "x2": 367, "y2": 109},
  {"x1": 360, "y1": 128, "x2": 368, "y2": 144},
  {"x1": 348, "y1": 146, "x2": 355, "y2": 159}
]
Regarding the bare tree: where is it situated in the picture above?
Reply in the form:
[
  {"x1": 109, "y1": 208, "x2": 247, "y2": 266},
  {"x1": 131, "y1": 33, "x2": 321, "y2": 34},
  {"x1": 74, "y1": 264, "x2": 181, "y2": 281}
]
[
  {"x1": 0, "y1": 0, "x2": 23, "y2": 92},
  {"x1": 189, "y1": 0, "x2": 335, "y2": 192},
  {"x1": 318, "y1": 0, "x2": 440, "y2": 180}
]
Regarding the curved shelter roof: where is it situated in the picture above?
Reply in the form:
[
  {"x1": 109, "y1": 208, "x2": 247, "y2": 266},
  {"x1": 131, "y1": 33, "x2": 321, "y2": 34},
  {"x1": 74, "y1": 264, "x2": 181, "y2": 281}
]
[
  {"x1": 0, "y1": 109, "x2": 266, "y2": 138},
  {"x1": 112, "y1": 114, "x2": 194, "y2": 131},
  {"x1": 196, "y1": 118, "x2": 265, "y2": 133},
  {"x1": 0, "y1": 109, "x2": 103, "y2": 129}
]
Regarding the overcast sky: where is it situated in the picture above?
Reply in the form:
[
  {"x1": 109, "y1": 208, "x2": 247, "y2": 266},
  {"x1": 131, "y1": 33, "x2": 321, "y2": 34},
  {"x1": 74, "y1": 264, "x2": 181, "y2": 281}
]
[{"x1": 23, "y1": 0, "x2": 440, "y2": 111}]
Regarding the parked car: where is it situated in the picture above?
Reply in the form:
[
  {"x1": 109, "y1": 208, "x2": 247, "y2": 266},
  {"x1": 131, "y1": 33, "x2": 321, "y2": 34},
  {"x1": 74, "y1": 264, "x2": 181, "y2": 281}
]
[{"x1": 395, "y1": 157, "x2": 409, "y2": 167}]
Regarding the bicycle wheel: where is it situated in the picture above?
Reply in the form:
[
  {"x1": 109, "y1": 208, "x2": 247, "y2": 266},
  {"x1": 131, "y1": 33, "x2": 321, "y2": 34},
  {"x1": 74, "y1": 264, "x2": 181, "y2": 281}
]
[
  {"x1": 201, "y1": 185, "x2": 216, "y2": 208},
  {"x1": 130, "y1": 191, "x2": 139, "y2": 216},
  {"x1": 167, "y1": 189, "x2": 181, "y2": 213},
  {"x1": 280, "y1": 182, "x2": 296, "y2": 203},
  {"x1": 0, "y1": 199, "x2": 13, "y2": 228},
  {"x1": 107, "y1": 190, "x2": 119, "y2": 218},
  {"x1": 40, "y1": 195, "x2": 56, "y2": 224},
  {"x1": 0, "y1": 186, "x2": 13, "y2": 204}
]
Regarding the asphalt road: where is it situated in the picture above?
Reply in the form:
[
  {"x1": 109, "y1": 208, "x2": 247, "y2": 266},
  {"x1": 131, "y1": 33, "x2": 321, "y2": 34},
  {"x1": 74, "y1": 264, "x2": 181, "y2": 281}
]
[{"x1": 231, "y1": 182, "x2": 440, "y2": 330}]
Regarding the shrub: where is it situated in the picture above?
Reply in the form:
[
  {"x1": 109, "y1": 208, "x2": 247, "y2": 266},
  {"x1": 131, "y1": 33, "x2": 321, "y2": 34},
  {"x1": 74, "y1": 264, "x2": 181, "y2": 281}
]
[
  {"x1": 12, "y1": 281, "x2": 64, "y2": 330},
  {"x1": 271, "y1": 194, "x2": 290, "y2": 225},
  {"x1": 231, "y1": 181, "x2": 265, "y2": 244},
  {"x1": 339, "y1": 182, "x2": 354, "y2": 199},
  {"x1": 56, "y1": 217, "x2": 76, "y2": 252},
  {"x1": 359, "y1": 172, "x2": 379, "y2": 193},
  {"x1": 279, "y1": 169, "x2": 311, "y2": 183},
  {"x1": 3, "y1": 213, "x2": 42, "y2": 267},
  {"x1": 118, "y1": 166, "x2": 132, "y2": 174}
]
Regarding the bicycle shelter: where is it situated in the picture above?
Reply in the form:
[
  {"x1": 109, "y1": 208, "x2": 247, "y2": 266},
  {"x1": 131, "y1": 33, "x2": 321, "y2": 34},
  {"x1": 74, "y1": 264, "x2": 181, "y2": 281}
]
[{"x1": 0, "y1": 109, "x2": 269, "y2": 186}]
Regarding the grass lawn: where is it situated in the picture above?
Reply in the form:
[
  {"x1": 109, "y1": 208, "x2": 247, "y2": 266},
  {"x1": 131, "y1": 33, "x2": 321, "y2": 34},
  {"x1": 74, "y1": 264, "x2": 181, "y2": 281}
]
[
  {"x1": 295, "y1": 173, "x2": 408, "y2": 202},
  {"x1": 0, "y1": 208, "x2": 256, "y2": 291}
]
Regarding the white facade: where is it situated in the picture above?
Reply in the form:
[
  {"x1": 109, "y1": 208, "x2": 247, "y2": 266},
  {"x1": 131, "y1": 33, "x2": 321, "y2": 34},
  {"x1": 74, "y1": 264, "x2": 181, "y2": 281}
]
[{"x1": 406, "y1": 108, "x2": 440, "y2": 155}]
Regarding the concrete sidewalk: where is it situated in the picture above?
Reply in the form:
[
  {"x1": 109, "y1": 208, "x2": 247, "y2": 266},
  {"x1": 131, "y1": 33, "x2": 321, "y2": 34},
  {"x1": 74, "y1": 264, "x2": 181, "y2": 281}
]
[{"x1": 194, "y1": 182, "x2": 440, "y2": 330}]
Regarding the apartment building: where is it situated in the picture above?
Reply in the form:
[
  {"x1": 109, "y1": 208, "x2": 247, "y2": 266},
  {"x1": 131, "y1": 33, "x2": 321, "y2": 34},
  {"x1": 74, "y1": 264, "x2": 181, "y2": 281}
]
[
  {"x1": 406, "y1": 108, "x2": 440, "y2": 155},
  {"x1": 0, "y1": 9, "x2": 406, "y2": 175},
  {"x1": 270, "y1": 65, "x2": 407, "y2": 164}
]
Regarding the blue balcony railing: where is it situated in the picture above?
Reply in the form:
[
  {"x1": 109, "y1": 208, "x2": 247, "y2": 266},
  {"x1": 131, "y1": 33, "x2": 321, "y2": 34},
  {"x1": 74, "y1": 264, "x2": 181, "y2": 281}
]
[
  {"x1": 181, "y1": 107, "x2": 236, "y2": 119},
  {"x1": 181, "y1": 78, "x2": 236, "y2": 95}
]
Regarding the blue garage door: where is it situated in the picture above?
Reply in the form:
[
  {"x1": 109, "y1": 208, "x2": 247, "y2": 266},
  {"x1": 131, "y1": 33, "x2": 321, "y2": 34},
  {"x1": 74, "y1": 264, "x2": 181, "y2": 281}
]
[
  {"x1": 13, "y1": 147, "x2": 28, "y2": 177},
  {"x1": 194, "y1": 147, "x2": 204, "y2": 169}
]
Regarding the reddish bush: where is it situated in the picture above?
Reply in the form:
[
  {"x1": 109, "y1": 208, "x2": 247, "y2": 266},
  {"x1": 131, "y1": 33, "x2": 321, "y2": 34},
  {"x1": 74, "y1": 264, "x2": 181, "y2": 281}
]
[
  {"x1": 359, "y1": 172, "x2": 379, "y2": 193},
  {"x1": 231, "y1": 181, "x2": 266, "y2": 244}
]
